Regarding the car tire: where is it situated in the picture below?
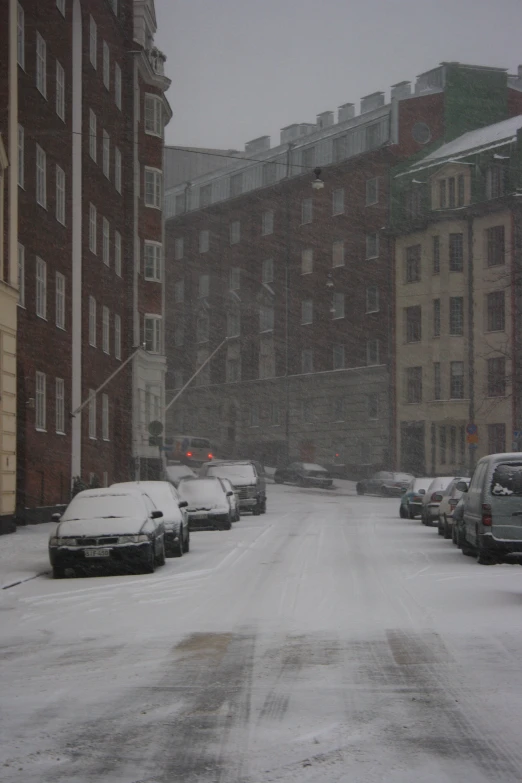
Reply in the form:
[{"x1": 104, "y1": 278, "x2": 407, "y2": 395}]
[
  {"x1": 452, "y1": 524, "x2": 458, "y2": 545},
  {"x1": 399, "y1": 505, "x2": 408, "y2": 518},
  {"x1": 356, "y1": 484, "x2": 364, "y2": 495},
  {"x1": 222, "y1": 515, "x2": 232, "y2": 530},
  {"x1": 253, "y1": 504, "x2": 261, "y2": 516},
  {"x1": 52, "y1": 565, "x2": 66, "y2": 579},
  {"x1": 380, "y1": 486, "x2": 389, "y2": 497},
  {"x1": 260, "y1": 499, "x2": 267, "y2": 514},
  {"x1": 443, "y1": 516, "x2": 451, "y2": 540},
  {"x1": 183, "y1": 531, "x2": 190, "y2": 552},
  {"x1": 156, "y1": 540, "x2": 166, "y2": 567},
  {"x1": 141, "y1": 545, "x2": 156, "y2": 573},
  {"x1": 477, "y1": 539, "x2": 495, "y2": 565},
  {"x1": 173, "y1": 535, "x2": 183, "y2": 557},
  {"x1": 460, "y1": 532, "x2": 475, "y2": 557}
]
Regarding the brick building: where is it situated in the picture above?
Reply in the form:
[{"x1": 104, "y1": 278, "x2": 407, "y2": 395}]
[
  {"x1": 0, "y1": 0, "x2": 170, "y2": 520},
  {"x1": 164, "y1": 63, "x2": 522, "y2": 474}
]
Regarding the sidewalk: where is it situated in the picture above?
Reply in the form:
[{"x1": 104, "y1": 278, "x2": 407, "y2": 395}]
[{"x1": 0, "y1": 522, "x2": 55, "y2": 589}]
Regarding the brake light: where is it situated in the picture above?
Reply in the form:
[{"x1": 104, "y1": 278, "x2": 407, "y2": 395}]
[
  {"x1": 431, "y1": 492, "x2": 443, "y2": 503},
  {"x1": 208, "y1": 453, "x2": 213, "y2": 459},
  {"x1": 186, "y1": 451, "x2": 193, "y2": 458},
  {"x1": 482, "y1": 503, "x2": 492, "y2": 526}
]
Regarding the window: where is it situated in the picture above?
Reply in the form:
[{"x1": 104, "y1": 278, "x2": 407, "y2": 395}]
[
  {"x1": 89, "y1": 16, "x2": 97, "y2": 68},
  {"x1": 144, "y1": 94, "x2": 162, "y2": 136},
  {"x1": 196, "y1": 313, "x2": 209, "y2": 343},
  {"x1": 302, "y1": 146, "x2": 315, "y2": 169},
  {"x1": 102, "y1": 217, "x2": 110, "y2": 265},
  {"x1": 450, "y1": 361, "x2": 464, "y2": 399},
  {"x1": 200, "y1": 184, "x2": 212, "y2": 208},
  {"x1": 333, "y1": 292, "x2": 345, "y2": 319},
  {"x1": 174, "y1": 317, "x2": 184, "y2": 346},
  {"x1": 144, "y1": 168, "x2": 162, "y2": 208},
  {"x1": 55, "y1": 165, "x2": 65, "y2": 224},
  {"x1": 199, "y1": 230, "x2": 209, "y2": 253},
  {"x1": 366, "y1": 177, "x2": 378, "y2": 205},
  {"x1": 36, "y1": 257, "x2": 47, "y2": 319},
  {"x1": 55, "y1": 378, "x2": 65, "y2": 434},
  {"x1": 332, "y1": 188, "x2": 344, "y2": 215},
  {"x1": 55, "y1": 272, "x2": 65, "y2": 329},
  {"x1": 333, "y1": 135, "x2": 346, "y2": 163},
  {"x1": 227, "y1": 309, "x2": 240, "y2": 338},
  {"x1": 448, "y1": 177, "x2": 456, "y2": 209},
  {"x1": 102, "y1": 306, "x2": 110, "y2": 353},
  {"x1": 404, "y1": 186, "x2": 422, "y2": 219},
  {"x1": 367, "y1": 339, "x2": 379, "y2": 366},
  {"x1": 174, "y1": 279, "x2": 184, "y2": 303},
  {"x1": 230, "y1": 173, "x2": 243, "y2": 198},
  {"x1": 302, "y1": 349, "x2": 313, "y2": 374},
  {"x1": 56, "y1": 61, "x2": 65, "y2": 120},
  {"x1": 260, "y1": 304, "x2": 274, "y2": 332},
  {"x1": 262, "y1": 210, "x2": 274, "y2": 235},
  {"x1": 405, "y1": 244, "x2": 421, "y2": 282},
  {"x1": 449, "y1": 233, "x2": 463, "y2": 272},
  {"x1": 449, "y1": 426, "x2": 457, "y2": 464},
  {"x1": 103, "y1": 41, "x2": 110, "y2": 89},
  {"x1": 432, "y1": 236, "x2": 440, "y2": 274},
  {"x1": 406, "y1": 366, "x2": 422, "y2": 403},
  {"x1": 332, "y1": 240, "x2": 345, "y2": 268},
  {"x1": 36, "y1": 32, "x2": 46, "y2": 97},
  {"x1": 486, "y1": 226, "x2": 505, "y2": 267},
  {"x1": 18, "y1": 244, "x2": 25, "y2": 307},
  {"x1": 88, "y1": 297, "x2": 96, "y2": 346},
  {"x1": 102, "y1": 130, "x2": 110, "y2": 178},
  {"x1": 18, "y1": 125, "x2": 24, "y2": 187},
  {"x1": 262, "y1": 162, "x2": 277, "y2": 186},
  {"x1": 88, "y1": 390, "x2": 96, "y2": 439},
  {"x1": 102, "y1": 395, "x2": 109, "y2": 440},
  {"x1": 114, "y1": 147, "x2": 121, "y2": 193},
  {"x1": 144, "y1": 316, "x2": 161, "y2": 353},
  {"x1": 114, "y1": 63, "x2": 121, "y2": 109},
  {"x1": 225, "y1": 266, "x2": 239, "y2": 291},
  {"x1": 333, "y1": 344, "x2": 345, "y2": 370},
  {"x1": 301, "y1": 198, "x2": 312, "y2": 225},
  {"x1": 405, "y1": 306, "x2": 421, "y2": 342},
  {"x1": 449, "y1": 297, "x2": 464, "y2": 335},
  {"x1": 433, "y1": 299, "x2": 440, "y2": 337},
  {"x1": 433, "y1": 362, "x2": 441, "y2": 400},
  {"x1": 488, "y1": 423, "x2": 506, "y2": 454},
  {"x1": 35, "y1": 372, "x2": 46, "y2": 431},
  {"x1": 487, "y1": 357, "x2": 506, "y2": 397},
  {"x1": 486, "y1": 166, "x2": 506, "y2": 200},
  {"x1": 366, "y1": 123, "x2": 382, "y2": 149},
  {"x1": 368, "y1": 394, "x2": 379, "y2": 420},
  {"x1": 262, "y1": 259, "x2": 273, "y2": 284},
  {"x1": 301, "y1": 299, "x2": 313, "y2": 325},
  {"x1": 439, "y1": 425, "x2": 446, "y2": 465},
  {"x1": 230, "y1": 221, "x2": 240, "y2": 245},
  {"x1": 366, "y1": 286, "x2": 379, "y2": 313},
  {"x1": 114, "y1": 314, "x2": 121, "y2": 360},
  {"x1": 249, "y1": 404, "x2": 260, "y2": 427},
  {"x1": 301, "y1": 248, "x2": 313, "y2": 274},
  {"x1": 269, "y1": 402, "x2": 280, "y2": 426},
  {"x1": 457, "y1": 175, "x2": 465, "y2": 207},
  {"x1": 89, "y1": 204, "x2": 97, "y2": 255},
  {"x1": 226, "y1": 358, "x2": 241, "y2": 383},
  {"x1": 199, "y1": 274, "x2": 209, "y2": 298},
  {"x1": 89, "y1": 110, "x2": 97, "y2": 161},
  {"x1": 174, "y1": 238, "x2": 184, "y2": 260},
  {"x1": 459, "y1": 426, "x2": 466, "y2": 464},
  {"x1": 333, "y1": 397, "x2": 344, "y2": 421},
  {"x1": 366, "y1": 233, "x2": 379, "y2": 259},
  {"x1": 144, "y1": 242, "x2": 162, "y2": 281},
  {"x1": 114, "y1": 231, "x2": 121, "y2": 276},
  {"x1": 36, "y1": 145, "x2": 46, "y2": 208},
  {"x1": 17, "y1": 4, "x2": 25, "y2": 68},
  {"x1": 439, "y1": 179, "x2": 446, "y2": 209},
  {"x1": 487, "y1": 291, "x2": 505, "y2": 332}
]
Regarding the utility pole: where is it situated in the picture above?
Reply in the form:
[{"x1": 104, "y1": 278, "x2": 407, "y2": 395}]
[{"x1": 164, "y1": 338, "x2": 228, "y2": 414}]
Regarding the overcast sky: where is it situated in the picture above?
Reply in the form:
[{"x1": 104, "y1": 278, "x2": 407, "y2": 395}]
[{"x1": 154, "y1": 0, "x2": 522, "y2": 151}]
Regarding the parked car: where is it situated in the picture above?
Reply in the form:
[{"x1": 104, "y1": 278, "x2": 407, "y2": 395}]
[
  {"x1": 452, "y1": 497, "x2": 465, "y2": 545},
  {"x1": 357, "y1": 471, "x2": 414, "y2": 497},
  {"x1": 200, "y1": 461, "x2": 267, "y2": 515},
  {"x1": 437, "y1": 478, "x2": 469, "y2": 539},
  {"x1": 217, "y1": 477, "x2": 241, "y2": 522},
  {"x1": 274, "y1": 462, "x2": 333, "y2": 489},
  {"x1": 49, "y1": 488, "x2": 165, "y2": 578},
  {"x1": 164, "y1": 463, "x2": 197, "y2": 488},
  {"x1": 421, "y1": 477, "x2": 456, "y2": 526},
  {"x1": 112, "y1": 481, "x2": 189, "y2": 557},
  {"x1": 399, "y1": 477, "x2": 434, "y2": 518},
  {"x1": 457, "y1": 453, "x2": 522, "y2": 565},
  {"x1": 178, "y1": 477, "x2": 234, "y2": 530}
]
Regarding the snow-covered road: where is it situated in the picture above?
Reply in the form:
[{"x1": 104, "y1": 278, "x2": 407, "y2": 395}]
[{"x1": 2, "y1": 484, "x2": 522, "y2": 782}]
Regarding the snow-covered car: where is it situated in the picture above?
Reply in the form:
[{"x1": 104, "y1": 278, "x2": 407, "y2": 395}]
[
  {"x1": 49, "y1": 488, "x2": 165, "y2": 578},
  {"x1": 112, "y1": 481, "x2": 189, "y2": 557},
  {"x1": 199, "y1": 461, "x2": 266, "y2": 515},
  {"x1": 217, "y1": 477, "x2": 241, "y2": 522},
  {"x1": 357, "y1": 471, "x2": 414, "y2": 497},
  {"x1": 164, "y1": 463, "x2": 197, "y2": 488},
  {"x1": 399, "y1": 477, "x2": 434, "y2": 518},
  {"x1": 437, "y1": 478, "x2": 469, "y2": 539},
  {"x1": 274, "y1": 462, "x2": 333, "y2": 488},
  {"x1": 178, "y1": 477, "x2": 234, "y2": 530},
  {"x1": 420, "y1": 477, "x2": 456, "y2": 526}
]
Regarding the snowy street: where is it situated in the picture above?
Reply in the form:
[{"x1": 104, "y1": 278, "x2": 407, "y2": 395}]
[{"x1": 1, "y1": 483, "x2": 522, "y2": 782}]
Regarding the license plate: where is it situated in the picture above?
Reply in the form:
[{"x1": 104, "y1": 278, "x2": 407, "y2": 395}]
[{"x1": 84, "y1": 548, "x2": 111, "y2": 558}]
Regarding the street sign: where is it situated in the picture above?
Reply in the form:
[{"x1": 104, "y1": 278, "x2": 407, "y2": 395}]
[
  {"x1": 466, "y1": 423, "x2": 478, "y2": 436},
  {"x1": 513, "y1": 430, "x2": 522, "y2": 440},
  {"x1": 148, "y1": 420, "x2": 163, "y2": 437},
  {"x1": 466, "y1": 433, "x2": 479, "y2": 445}
]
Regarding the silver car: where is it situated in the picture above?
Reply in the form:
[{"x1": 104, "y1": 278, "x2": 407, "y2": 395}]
[{"x1": 421, "y1": 477, "x2": 455, "y2": 526}]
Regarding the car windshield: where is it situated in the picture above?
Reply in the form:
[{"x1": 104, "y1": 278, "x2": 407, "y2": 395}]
[
  {"x1": 491, "y1": 463, "x2": 522, "y2": 496},
  {"x1": 206, "y1": 464, "x2": 256, "y2": 481},
  {"x1": 62, "y1": 494, "x2": 143, "y2": 521},
  {"x1": 179, "y1": 479, "x2": 225, "y2": 504},
  {"x1": 413, "y1": 478, "x2": 434, "y2": 492}
]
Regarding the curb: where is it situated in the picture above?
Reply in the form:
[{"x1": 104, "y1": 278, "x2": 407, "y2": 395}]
[{"x1": 1, "y1": 570, "x2": 50, "y2": 590}]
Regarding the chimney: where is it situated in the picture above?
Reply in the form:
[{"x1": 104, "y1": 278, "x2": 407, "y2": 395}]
[
  {"x1": 360, "y1": 92, "x2": 385, "y2": 114},
  {"x1": 244, "y1": 135, "x2": 271, "y2": 154},
  {"x1": 280, "y1": 124, "x2": 301, "y2": 145},
  {"x1": 338, "y1": 103, "x2": 355, "y2": 123},
  {"x1": 390, "y1": 81, "x2": 411, "y2": 101},
  {"x1": 316, "y1": 111, "x2": 334, "y2": 130}
]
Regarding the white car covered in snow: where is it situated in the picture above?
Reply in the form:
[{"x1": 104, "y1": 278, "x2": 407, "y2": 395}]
[
  {"x1": 178, "y1": 477, "x2": 234, "y2": 530},
  {"x1": 49, "y1": 487, "x2": 166, "y2": 578}
]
